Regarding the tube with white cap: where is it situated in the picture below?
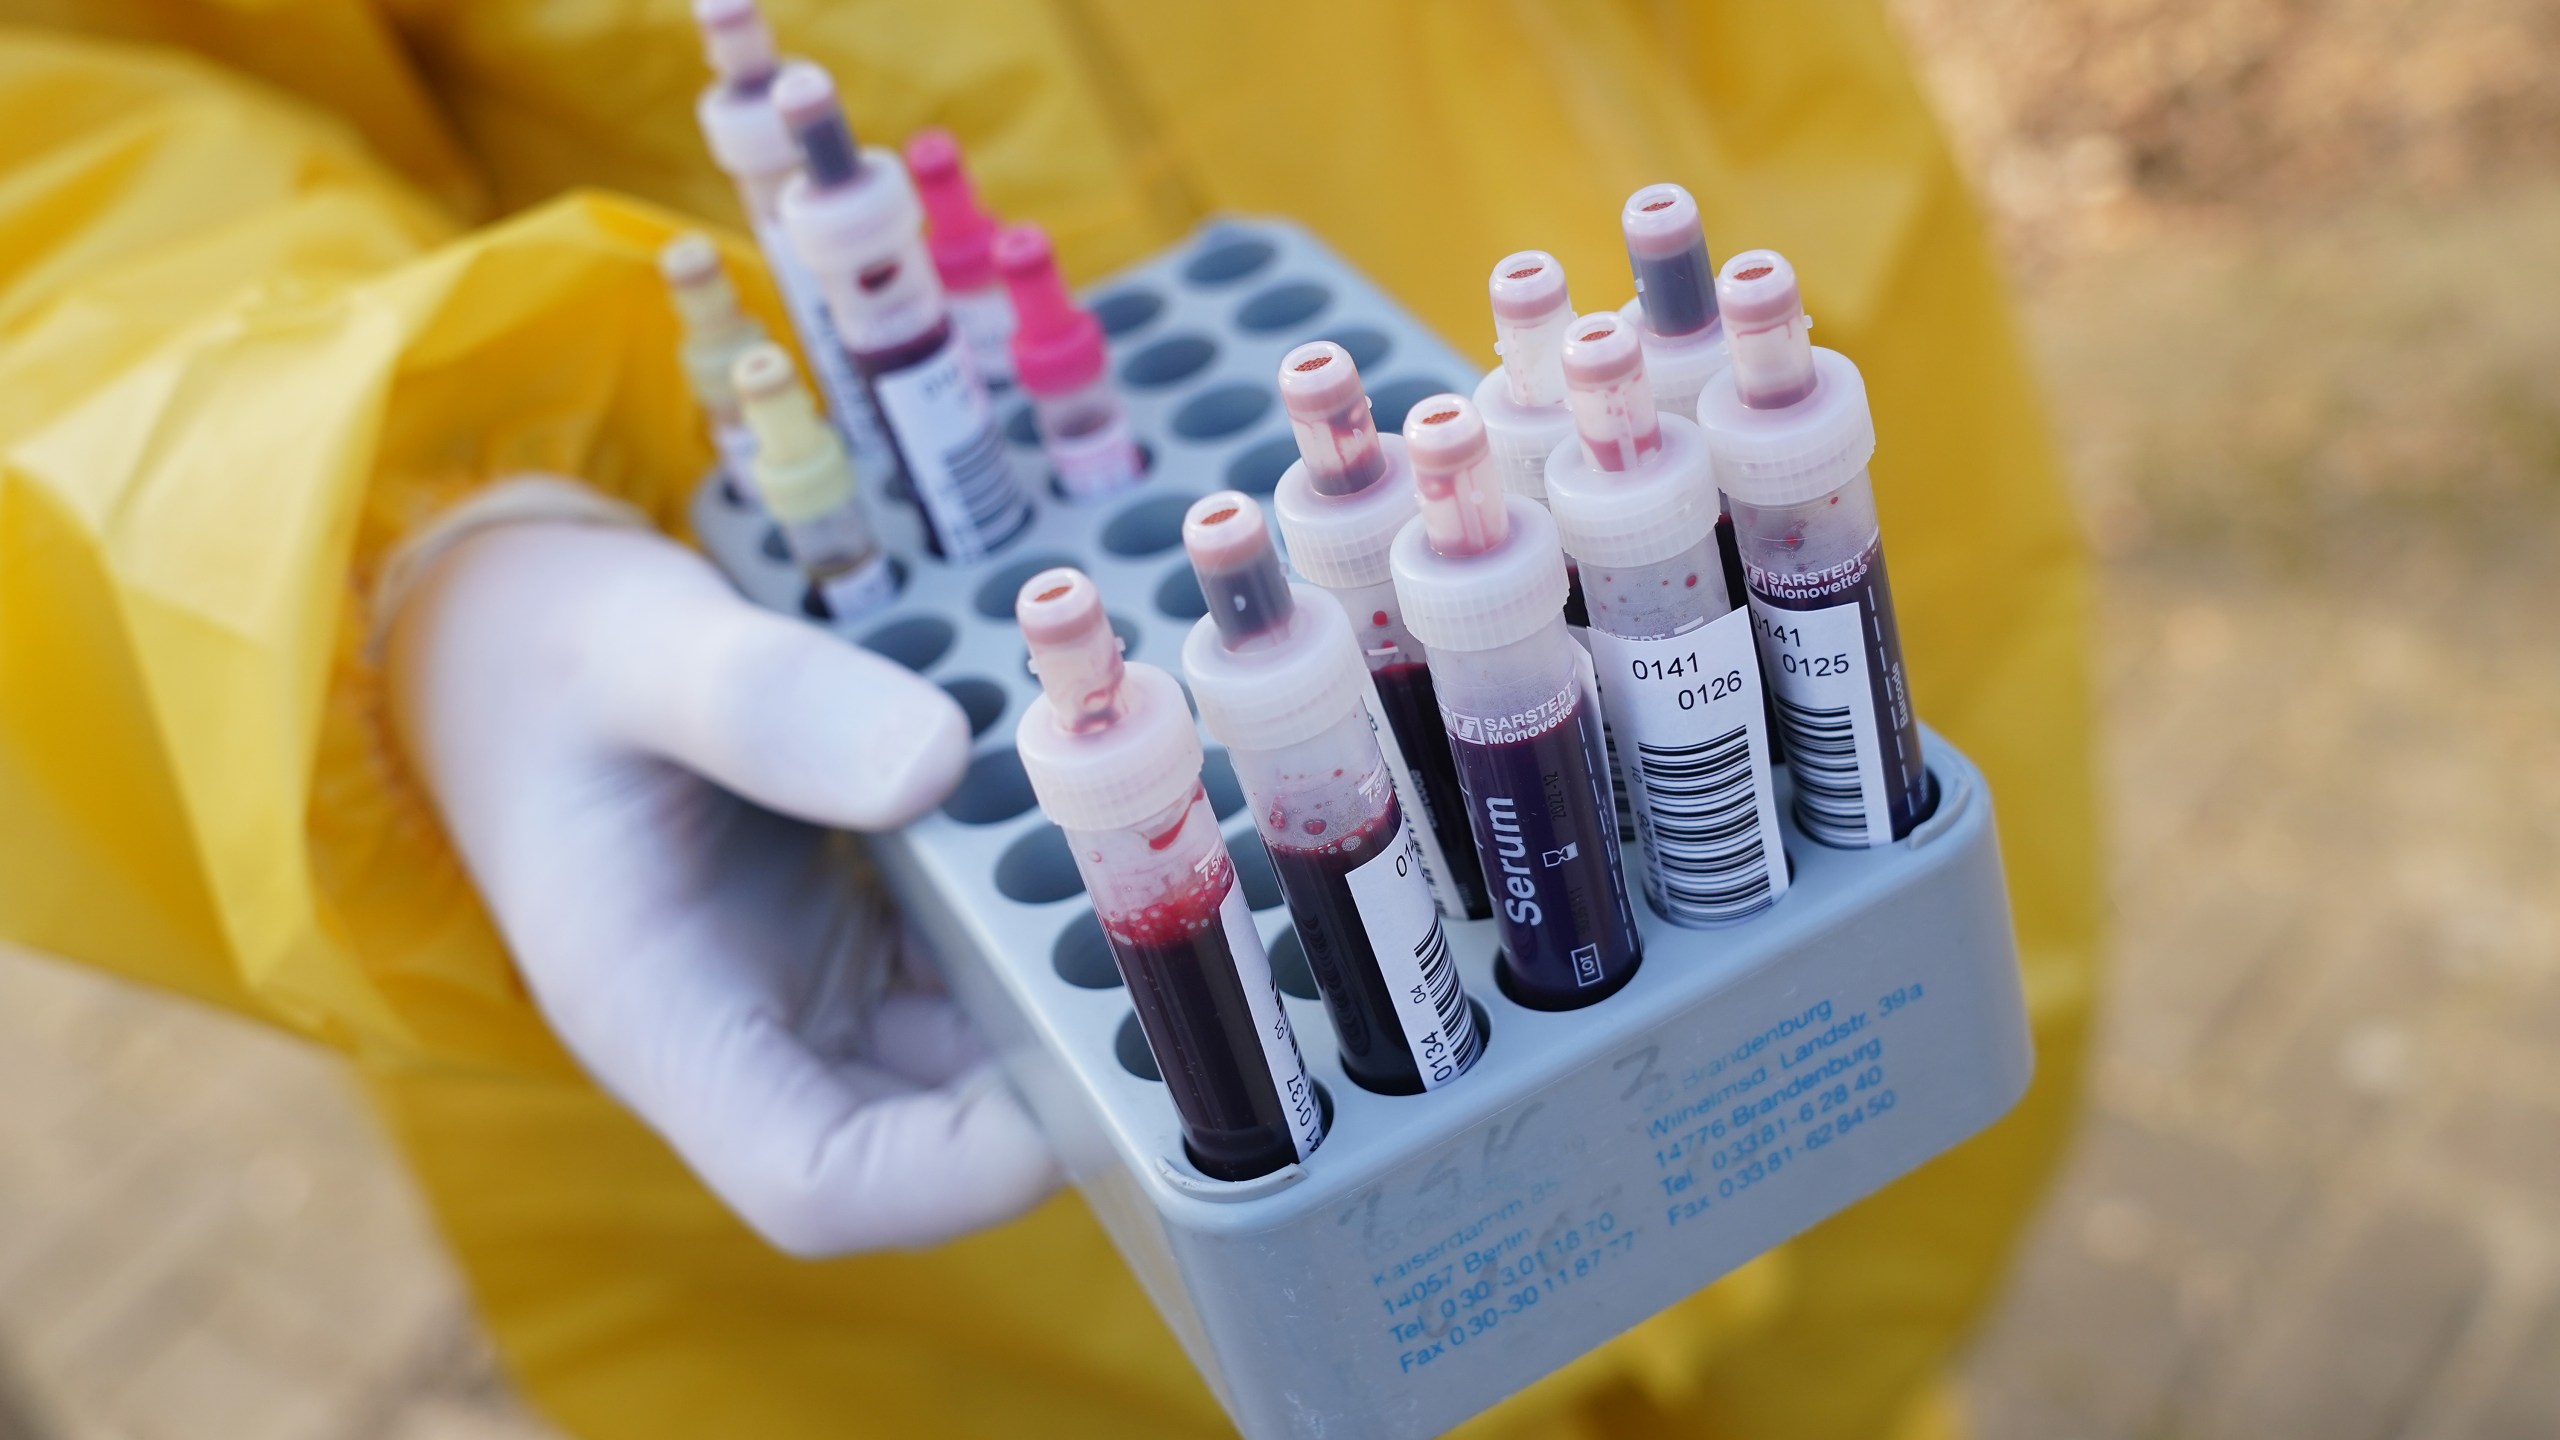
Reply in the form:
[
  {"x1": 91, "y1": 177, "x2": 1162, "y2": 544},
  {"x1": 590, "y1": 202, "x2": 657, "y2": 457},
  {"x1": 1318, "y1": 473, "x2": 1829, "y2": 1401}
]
[
  {"x1": 1270, "y1": 341, "x2": 1490, "y2": 922},
  {"x1": 1015, "y1": 569, "x2": 1323, "y2": 1181},
  {"x1": 1544, "y1": 313, "x2": 1787, "y2": 925},
  {"x1": 1181, "y1": 494, "x2": 1482, "y2": 1096},
  {"x1": 1390, "y1": 395, "x2": 1642, "y2": 1008},
  {"x1": 1470, "y1": 251, "x2": 1579, "y2": 506},
  {"x1": 774, "y1": 63, "x2": 1031, "y2": 562},
  {"x1": 687, "y1": 0, "x2": 892, "y2": 482},
  {"x1": 1615, "y1": 183, "x2": 1731, "y2": 420},
  {"x1": 659, "y1": 233, "x2": 772, "y2": 512},
  {"x1": 733, "y1": 342, "x2": 897, "y2": 622},
  {"x1": 1695, "y1": 250, "x2": 1930, "y2": 846}
]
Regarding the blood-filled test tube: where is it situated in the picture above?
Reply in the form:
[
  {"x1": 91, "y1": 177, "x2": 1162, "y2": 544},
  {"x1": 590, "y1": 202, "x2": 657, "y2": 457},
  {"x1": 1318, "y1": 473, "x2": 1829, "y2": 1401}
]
[
  {"x1": 1389, "y1": 395, "x2": 1643, "y2": 1008},
  {"x1": 1471, "y1": 250, "x2": 1578, "y2": 506},
  {"x1": 1269, "y1": 341, "x2": 1492, "y2": 923},
  {"x1": 1180, "y1": 493, "x2": 1483, "y2": 1095},
  {"x1": 1014, "y1": 569, "x2": 1325, "y2": 1181},
  {"x1": 732, "y1": 343, "x2": 897, "y2": 623},
  {"x1": 1696, "y1": 250, "x2": 1930, "y2": 846},
  {"x1": 1543, "y1": 313, "x2": 1787, "y2": 925},
  {"x1": 905, "y1": 128, "x2": 1015, "y2": 388},
  {"x1": 774, "y1": 63, "x2": 1032, "y2": 562},
  {"x1": 687, "y1": 0, "x2": 893, "y2": 483},
  {"x1": 659, "y1": 233, "x2": 772, "y2": 512},
  {"x1": 1615, "y1": 183, "x2": 1731, "y2": 421},
  {"x1": 996, "y1": 223, "x2": 1145, "y2": 502}
]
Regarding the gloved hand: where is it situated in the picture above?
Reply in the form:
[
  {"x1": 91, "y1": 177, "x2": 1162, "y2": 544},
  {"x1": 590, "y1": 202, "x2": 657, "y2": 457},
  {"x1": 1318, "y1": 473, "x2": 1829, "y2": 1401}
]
[{"x1": 382, "y1": 481, "x2": 1059, "y2": 1256}]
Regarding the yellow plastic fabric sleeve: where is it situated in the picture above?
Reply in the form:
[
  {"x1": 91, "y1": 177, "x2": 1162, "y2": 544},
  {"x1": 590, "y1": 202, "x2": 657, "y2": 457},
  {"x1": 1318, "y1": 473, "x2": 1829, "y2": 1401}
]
[{"x1": 0, "y1": 7, "x2": 2096, "y2": 1439}]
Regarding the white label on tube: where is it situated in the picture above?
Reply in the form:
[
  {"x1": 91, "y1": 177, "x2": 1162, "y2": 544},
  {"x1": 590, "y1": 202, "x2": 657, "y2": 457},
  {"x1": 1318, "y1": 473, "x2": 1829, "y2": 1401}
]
[
  {"x1": 1047, "y1": 412, "x2": 1146, "y2": 501},
  {"x1": 814, "y1": 553, "x2": 898, "y2": 624},
  {"x1": 947, "y1": 286, "x2": 1016, "y2": 385},
  {"x1": 714, "y1": 421, "x2": 763, "y2": 512},
  {"x1": 867, "y1": 334, "x2": 1029, "y2": 563},
  {"x1": 1356, "y1": 673, "x2": 1465, "y2": 921},
  {"x1": 1587, "y1": 605, "x2": 1788, "y2": 924},
  {"x1": 1219, "y1": 881, "x2": 1323, "y2": 1160},
  {"x1": 1341, "y1": 821, "x2": 1479, "y2": 1090},
  {"x1": 751, "y1": 214, "x2": 892, "y2": 473},
  {"x1": 1749, "y1": 596, "x2": 1894, "y2": 844}
]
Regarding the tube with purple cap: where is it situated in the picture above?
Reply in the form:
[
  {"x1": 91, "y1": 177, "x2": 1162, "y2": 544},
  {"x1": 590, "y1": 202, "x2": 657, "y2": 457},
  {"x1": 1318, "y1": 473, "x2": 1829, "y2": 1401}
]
[
  {"x1": 1181, "y1": 494, "x2": 1481, "y2": 1095},
  {"x1": 1696, "y1": 250, "x2": 1931, "y2": 846}
]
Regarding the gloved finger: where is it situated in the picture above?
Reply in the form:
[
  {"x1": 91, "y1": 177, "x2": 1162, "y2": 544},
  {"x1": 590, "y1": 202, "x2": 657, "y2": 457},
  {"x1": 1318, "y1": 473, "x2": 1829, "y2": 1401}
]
[
  {"x1": 863, "y1": 991, "x2": 990, "y2": 1087},
  {"x1": 649, "y1": 1006, "x2": 1058, "y2": 1256},
  {"x1": 572, "y1": 527, "x2": 972, "y2": 831}
]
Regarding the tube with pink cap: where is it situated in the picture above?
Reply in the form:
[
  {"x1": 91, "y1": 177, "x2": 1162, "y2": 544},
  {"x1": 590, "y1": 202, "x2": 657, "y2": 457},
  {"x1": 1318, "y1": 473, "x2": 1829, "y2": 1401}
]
[
  {"x1": 1013, "y1": 568, "x2": 1323, "y2": 1181},
  {"x1": 998, "y1": 223, "x2": 1145, "y2": 501},
  {"x1": 1544, "y1": 313, "x2": 1787, "y2": 925},
  {"x1": 905, "y1": 128, "x2": 1015, "y2": 387},
  {"x1": 686, "y1": 0, "x2": 892, "y2": 482},
  {"x1": 1180, "y1": 494, "x2": 1480, "y2": 1095},
  {"x1": 1270, "y1": 342, "x2": 1490, "y2": 922},
  {"x1": 1695, "y1": 250, "x2": 1930, "y2": 847},
  {"x1": 775, "y1": 63, "x2": 1031, "y2": 562},
  {"x1": 1389, "y1": 395, "x2": 1641, "y2": 1008}
]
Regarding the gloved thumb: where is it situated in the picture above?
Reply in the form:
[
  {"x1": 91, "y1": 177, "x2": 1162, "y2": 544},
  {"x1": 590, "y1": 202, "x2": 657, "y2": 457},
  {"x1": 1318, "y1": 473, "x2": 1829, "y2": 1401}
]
[{"x1": 568, "y1": 527, "x2": 972, "y2": 831}]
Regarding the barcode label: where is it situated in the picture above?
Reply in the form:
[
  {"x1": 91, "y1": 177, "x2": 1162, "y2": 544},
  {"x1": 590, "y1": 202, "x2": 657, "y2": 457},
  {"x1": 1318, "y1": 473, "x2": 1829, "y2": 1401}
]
[
  {"x1": 1587, "y1": 605, "x2": 1789, "y2": 925},
  {"x1": 1218, "y1": 879, "x2": 1325, "y2": 1158},
  {"x1": 1356, "y1": 673, "x2": 1467, "y2": 921},
  {"x1": 867, "y1": 333, "x2": 1030, "y2": 562},
  {"x1": 1772, "y1": 695, "x2": 1870, "y2": 843},
  {"x1": 1342, "y1": 818, "x2": 1481, "y2": 1089},
  {"x1": 1631, "y1": 726, "x2": 1776, "y2": 920},
  {"x1": 1748, "y1": 595, "x2": 1895, "y2": 845}
]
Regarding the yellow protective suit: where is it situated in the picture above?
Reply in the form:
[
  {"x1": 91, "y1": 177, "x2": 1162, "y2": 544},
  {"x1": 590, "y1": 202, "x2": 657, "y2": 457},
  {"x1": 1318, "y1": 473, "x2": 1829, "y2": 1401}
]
[{"x1": 0, "y1": 3, "x2": 2097, "y2": 1437}]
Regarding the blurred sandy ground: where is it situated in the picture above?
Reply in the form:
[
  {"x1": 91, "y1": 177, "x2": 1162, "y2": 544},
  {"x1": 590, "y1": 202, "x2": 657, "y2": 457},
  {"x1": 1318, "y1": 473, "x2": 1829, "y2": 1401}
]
[
  {"x1": 1891, "y1": 0, "x2": 2560, "y2": 1432},
  {"x1": 4, "y1": 1, "x2": 2559, "y2": 1435}
]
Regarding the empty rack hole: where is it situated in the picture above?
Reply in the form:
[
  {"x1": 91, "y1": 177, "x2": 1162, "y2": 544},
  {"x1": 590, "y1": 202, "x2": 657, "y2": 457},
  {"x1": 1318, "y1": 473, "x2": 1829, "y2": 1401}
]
[{"x1": 942, "y1": 747, "x2": 1036, "y2": 825}]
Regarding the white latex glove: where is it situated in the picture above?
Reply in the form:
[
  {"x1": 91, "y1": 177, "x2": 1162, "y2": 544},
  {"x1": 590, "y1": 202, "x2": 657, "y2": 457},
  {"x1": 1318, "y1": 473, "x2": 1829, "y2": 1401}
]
[{"x1": 383, "y1": 486, "x2": 1058, "y2": 1256}]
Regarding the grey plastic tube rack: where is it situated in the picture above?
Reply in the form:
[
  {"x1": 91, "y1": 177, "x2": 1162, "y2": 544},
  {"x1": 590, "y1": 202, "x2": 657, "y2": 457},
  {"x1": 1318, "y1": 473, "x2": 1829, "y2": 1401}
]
[{"x1": 689, "y1": 218, "x2": 2034, "y2": 1440}]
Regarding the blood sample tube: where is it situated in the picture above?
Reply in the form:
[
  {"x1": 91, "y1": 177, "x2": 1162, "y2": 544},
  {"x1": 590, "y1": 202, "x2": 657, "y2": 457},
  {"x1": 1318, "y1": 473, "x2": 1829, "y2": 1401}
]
[
  {"x1": 732, "y1": 343, "x2": 897, "y2": 623},
  {"x1": 1269, "y1": 341, "x2": 1491, "y2": 922},
  {"x1": 773, "y1": 63, "x2": 1033, "y2": 562},
  {"x1": 1615, "y1": 183, "x2": 1731, "y2": 421},
  {"x1": 687, "y1": 0, "x2": 893, "y2": 484},
  {"x1": 1180, "y1": 493, "x2": 1483, "y2": 1096},
  {"x1": 904, "y1": 128, "x2": 1015, "y2": 389},
  {"x1": 996, "y1": 223, "x2": 1145, "y2": 502},
  {"x1": 658, "y1": 233, "x2": 771, "y2": 512},
  {"x1": 1543, "y1": 312, "x2": 1786, "y2": 925},
  {"x1": 1471, "y1": 250, "x2": 1578, "y2": 506},
  {"x1": 1015, "y1": 569, "x2": 1325, "y2": 1181},
  {"x1": 1696, "y1": 250, "x2": 1930, "y2": 846},
  {"x1": 1389, "y1": 395, "x2": 1643, "y2": 1008}
]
